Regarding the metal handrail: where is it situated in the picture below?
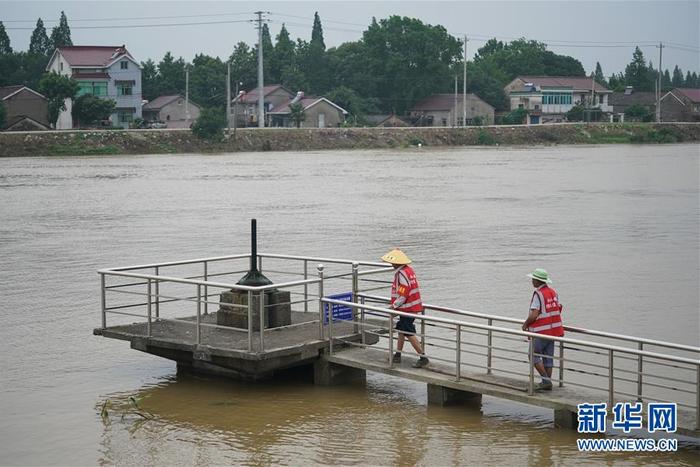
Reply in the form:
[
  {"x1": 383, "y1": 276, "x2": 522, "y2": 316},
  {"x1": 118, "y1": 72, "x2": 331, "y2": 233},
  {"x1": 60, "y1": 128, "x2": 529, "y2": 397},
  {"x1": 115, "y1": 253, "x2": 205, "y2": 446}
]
[
  {"x1": 105, "y1": 253, "x2": 251, "y2": 272},
  {"x1": 357, "y1": 293, "x2": 700, "y2": 355},
  {"x1": 99, "y1": 269, "x2": 321, "y2": 292},
  {"x1": 258, "y1": 252, "x2": 388, "y2": 268},
  {"x1": 323, "y1": 298, "x2": 700, "y2": 366}
]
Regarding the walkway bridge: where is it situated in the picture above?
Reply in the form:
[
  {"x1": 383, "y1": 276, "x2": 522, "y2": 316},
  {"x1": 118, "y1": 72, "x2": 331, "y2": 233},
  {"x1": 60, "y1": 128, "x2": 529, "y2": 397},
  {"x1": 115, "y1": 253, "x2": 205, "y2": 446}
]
[{"x1": 94, "y1": 253, "x2": 700, "y2": 437}]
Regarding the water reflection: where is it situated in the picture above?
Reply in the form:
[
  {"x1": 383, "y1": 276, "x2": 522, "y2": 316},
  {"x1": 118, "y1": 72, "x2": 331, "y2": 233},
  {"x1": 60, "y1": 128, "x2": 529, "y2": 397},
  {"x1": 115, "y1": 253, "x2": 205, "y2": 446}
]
[{"x1": 97, "y1": 373, "x2": 699, "y2": 466}]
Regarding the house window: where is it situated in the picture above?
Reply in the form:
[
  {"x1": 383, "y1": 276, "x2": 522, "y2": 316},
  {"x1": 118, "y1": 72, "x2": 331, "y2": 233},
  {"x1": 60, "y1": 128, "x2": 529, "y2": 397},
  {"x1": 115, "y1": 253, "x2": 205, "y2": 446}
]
[
  {"x1": 598, "y1": 95, "x2": 604, "y2": 104},
  {"x1": 77, "y1": 81, "x2": 108, "y2": 97},
  {"x1": 120, "y1": 61, "x2": 128, "y2": 70},
  {"x1": 60, "y1": 62, "x2": 63, "y2": 71},
  {"x1": 542, "y1": 93, "x2": 572, "y2": 105},
  {"x1": 441, "y1": 118, "x2": 448, "y2": 126},
  {"x1": 118, "y1": 110, "x2": 134, "y2": 123},
  {"x1": 117, "y1": 82, "x2": 133, "y2": 96},
  {"x1": 457, "y1": 117, "x2": 464, "y2": 126}
]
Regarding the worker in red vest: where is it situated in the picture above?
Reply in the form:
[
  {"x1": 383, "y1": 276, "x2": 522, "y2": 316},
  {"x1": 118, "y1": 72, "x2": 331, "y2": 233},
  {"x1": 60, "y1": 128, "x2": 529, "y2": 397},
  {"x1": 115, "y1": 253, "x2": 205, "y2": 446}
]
[
  {"x1": 522, "y1": 268, "x2": 564, "y2": 391},
  {"x1": 381, "y1": 248, "x2": 429, "y2": 368}
]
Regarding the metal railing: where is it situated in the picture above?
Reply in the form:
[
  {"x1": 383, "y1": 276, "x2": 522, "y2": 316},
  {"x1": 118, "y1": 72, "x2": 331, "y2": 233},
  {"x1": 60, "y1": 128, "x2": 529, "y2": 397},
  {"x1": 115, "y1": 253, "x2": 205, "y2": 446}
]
[
  {"x1": 98, "y1": 253, "x2": 393, "y2": 352},
  {"x1": 322, "y1": 297, "x2": 700, "y2": 430}
]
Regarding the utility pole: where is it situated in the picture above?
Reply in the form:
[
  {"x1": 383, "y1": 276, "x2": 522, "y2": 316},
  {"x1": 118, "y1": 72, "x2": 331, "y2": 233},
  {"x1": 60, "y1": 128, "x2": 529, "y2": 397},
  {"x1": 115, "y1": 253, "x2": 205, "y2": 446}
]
[
  {"x1": 591, "y1": 72, "x2": 595, "y2": 122},
  {"x1": 453, "y1": 76, "x2": 458, "y2": 127},
  {"x1": 656, "y1": 41, "x2": 664, "y2": 122},
  {"x1": 185, "y1": 65, "x2": 190, "y2": 126},
  {"x1": 254, "y1": 11, "x2": 267, "y2": 128},
  {"x1": 226, "y1": 62, "x2": 231, "y2": 134},
  {"x1": 463, "y1": 35, "x2": 468, "y2": 127}
]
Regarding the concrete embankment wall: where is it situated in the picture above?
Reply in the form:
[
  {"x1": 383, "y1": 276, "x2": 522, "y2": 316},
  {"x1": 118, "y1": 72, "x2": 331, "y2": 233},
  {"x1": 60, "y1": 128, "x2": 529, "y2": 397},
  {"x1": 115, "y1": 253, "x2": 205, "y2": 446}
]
[{"x1": 1, "y1": 123, "x2": 699, "y2": 157}]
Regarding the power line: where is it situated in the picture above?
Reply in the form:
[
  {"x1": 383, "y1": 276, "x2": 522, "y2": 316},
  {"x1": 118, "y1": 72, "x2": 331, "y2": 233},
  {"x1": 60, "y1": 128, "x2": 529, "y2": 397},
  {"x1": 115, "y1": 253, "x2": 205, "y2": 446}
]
[
  {"x1": 5, "y1": 19, "x2": 253, "y2": 30},
  {"x1": 2, "y1": 12, "x2": 253, "y2": 23}
]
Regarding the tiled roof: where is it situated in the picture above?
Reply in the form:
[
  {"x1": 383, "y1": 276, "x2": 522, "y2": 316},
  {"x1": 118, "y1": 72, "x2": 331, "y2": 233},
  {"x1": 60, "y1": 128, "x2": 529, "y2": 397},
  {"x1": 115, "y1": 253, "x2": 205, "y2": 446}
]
[
  {"x1": 0, "y1": 85, "x2": 25, "y2": 99},
  {"x1": 411, "y1": 93, "x2": 490, "y2": 111},
  {"x1": 56, "y1": 45, "x2": 134, "y2": 67},
  {"x1": 143, "y1": 95, "x2": 182, "y2": 110},
  {"x1": 516, "y1": 76, "x2": 610, "y2": 92},
  {"x1": 674, "y1": 88, "x2": 700, "y2": 103},
  {"x1": 239, "y1": 85, "x2": 293, "y2": 103},
  {"x1": 609, "y1": 91, "x2": 656, "y2": 109}
]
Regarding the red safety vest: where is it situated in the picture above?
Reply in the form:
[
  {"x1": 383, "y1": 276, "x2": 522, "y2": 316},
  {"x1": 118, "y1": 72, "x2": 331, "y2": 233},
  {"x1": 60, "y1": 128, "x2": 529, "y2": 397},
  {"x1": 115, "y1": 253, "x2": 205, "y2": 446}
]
[
  {"x1": 391, "y1": 265, "x2": 423, "y2": 313},
  {"x1": 528, "y1": 285, "x2": 564, "y2": 337}
]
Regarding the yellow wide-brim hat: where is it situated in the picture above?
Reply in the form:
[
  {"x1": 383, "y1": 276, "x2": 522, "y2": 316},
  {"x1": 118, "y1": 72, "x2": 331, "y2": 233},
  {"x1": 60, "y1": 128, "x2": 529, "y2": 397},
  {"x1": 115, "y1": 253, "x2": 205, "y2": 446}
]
[{"x1": 381, "y1": 248, "x2": 412, "y2": 265}]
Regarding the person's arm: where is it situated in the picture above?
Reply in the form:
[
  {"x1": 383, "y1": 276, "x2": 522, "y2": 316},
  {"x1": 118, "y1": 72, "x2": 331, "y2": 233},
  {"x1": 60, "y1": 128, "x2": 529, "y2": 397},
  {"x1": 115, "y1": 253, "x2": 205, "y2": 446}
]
[
  {"x1": 522, "y1": 308, "x2": 540, "y2": 331},
  {"x1": 391, "y1": 272, "x2": 410, "y2": 309}
]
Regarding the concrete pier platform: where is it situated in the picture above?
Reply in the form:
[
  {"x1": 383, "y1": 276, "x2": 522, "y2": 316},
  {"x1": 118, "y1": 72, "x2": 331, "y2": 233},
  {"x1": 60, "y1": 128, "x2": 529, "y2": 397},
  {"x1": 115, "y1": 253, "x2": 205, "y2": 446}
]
[{"x1": 94, "y1": 311, "x2": 379, "y2": 380}]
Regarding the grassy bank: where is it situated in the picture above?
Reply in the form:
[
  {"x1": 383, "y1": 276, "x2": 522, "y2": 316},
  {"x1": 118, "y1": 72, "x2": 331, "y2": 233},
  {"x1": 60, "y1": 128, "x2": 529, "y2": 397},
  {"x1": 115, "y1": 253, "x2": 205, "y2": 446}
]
[{"x1": 1, "y1": 123, "x2": 698, "y2": 157}]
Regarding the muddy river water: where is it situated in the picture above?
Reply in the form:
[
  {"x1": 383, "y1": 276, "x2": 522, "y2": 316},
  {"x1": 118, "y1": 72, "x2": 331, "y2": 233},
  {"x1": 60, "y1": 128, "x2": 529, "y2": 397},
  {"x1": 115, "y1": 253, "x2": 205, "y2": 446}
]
[{"x1": 0, "y1": 144, "x2": 698, "y2": 465}]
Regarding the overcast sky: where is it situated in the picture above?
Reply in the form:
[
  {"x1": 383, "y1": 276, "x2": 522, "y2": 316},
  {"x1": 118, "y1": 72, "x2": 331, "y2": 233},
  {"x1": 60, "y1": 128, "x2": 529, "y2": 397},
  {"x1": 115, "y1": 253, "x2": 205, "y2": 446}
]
[{"x1": 2, "y1": 1, "x2": 699, "y2": 76}]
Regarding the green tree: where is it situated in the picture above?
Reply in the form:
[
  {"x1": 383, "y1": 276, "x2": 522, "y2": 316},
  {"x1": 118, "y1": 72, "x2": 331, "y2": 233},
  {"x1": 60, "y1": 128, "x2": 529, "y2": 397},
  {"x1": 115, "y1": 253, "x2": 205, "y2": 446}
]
[
  {"x1": 594, "y1": 62, "x2": 606, "y2": 86},
  {"x1": 191, "y1": 107, "x2": 226, "y2": 140},
  {"x1": 607, "y1": 72, "x2": 626, "y2": 92},
  {"x1": 190, "y1": 54, "x2": 225, "y2": 109},
  {"x1": 672, "y1": 65, "x2": 684, "y2": 87},
  {"x1": 157, "y1": 52, "x2": 187, "y2": 95},
  {"x1": 38, "y1": 72, "x2": 78, "y2": 127},
  {"x1": 302, "y1": 12, "x2": 328, "y2": 93},
  {"x1": 361, "y1": 16, "x2": 462, "y2": 113},
  {"x1": 325, "y1": 86, "x2": 380, "y2": 122},
  {"x1": 72, "y1": 94, "x2": 116, "y2": 126},
  {"x1": 29, "y1": 18, "x2": 51, "y2": 55},
  {"x1": 692, "y1": 72, "x2": 699, "y2": 88},
  {"x1": 662, "y1": 69, "x2": 671, "y2": 90},
  {"x1": 261, "y1": 23, "x2": 274, "y2": 81},
  {"x1": 140, "y1": 59, "x2": 159, "y2": 101},
  {"x1": 0, "y1": 101, "x2": 6, "y2": 128},
  {"x1": 289, "y1": 102, "x2": 306, "y2": 128},
  {"x1": 625, "y1": 103, "x2": 654, "y2": 122},
  {"x1": 0, "y1": 22, "x2": 11, "y2": 55},
  {"x1": 50, "y1": 11, "x2": 72, "y2": 49},
  {"x1": 271, "y1": 24, "x2": 296, "y2": 84},
  {"x1": 624, "y1": 47, "x2": 653, "y2": 91},
  {"x1": 685, "y1": 71, "x2": 693, "y2": 87},
  {"x1": 228, "y1": 42, "x2": 257, "y2": 91}
]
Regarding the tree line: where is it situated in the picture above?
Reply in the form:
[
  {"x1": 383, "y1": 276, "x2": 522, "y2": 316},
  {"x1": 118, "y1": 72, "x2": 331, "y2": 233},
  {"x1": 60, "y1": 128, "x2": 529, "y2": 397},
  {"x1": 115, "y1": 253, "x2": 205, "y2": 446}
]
[{"x1": 1, "y1": 11, "x2": 699, "y2": 125}]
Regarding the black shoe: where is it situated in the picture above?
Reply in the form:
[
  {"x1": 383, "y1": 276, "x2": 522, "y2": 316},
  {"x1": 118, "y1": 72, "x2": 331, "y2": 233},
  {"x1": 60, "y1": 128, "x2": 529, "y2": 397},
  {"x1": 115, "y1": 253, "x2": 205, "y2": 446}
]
[
  {"x1": 412, "y1": 356, "x2": 429, "y2": 368},
  {"x1": 535, "y1": 381, "x2": 553, "y2": 391},
  {"x1": 392, "y1": 352, "x2": 401, "y2": 363}
]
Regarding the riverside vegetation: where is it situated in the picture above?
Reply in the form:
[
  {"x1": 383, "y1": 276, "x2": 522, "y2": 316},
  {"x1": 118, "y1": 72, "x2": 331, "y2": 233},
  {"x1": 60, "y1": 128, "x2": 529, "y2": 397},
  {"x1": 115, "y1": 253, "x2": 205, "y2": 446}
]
[{"x1": 0, "y1": 123, "x2": 698, "y2": 157}]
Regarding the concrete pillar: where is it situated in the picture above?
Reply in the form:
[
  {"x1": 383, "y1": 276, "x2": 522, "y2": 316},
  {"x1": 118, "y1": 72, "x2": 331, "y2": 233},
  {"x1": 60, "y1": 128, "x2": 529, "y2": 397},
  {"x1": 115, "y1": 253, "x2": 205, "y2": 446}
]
[
  {"x1": 313, "y1": 354, "x2": 366, "y2": 386},
  {"x1": 554, "y1": 409, "x2": 578, "y2": 430},
  {"x1": 427, "y1": 383, "x2": 482, "y2": 407}
]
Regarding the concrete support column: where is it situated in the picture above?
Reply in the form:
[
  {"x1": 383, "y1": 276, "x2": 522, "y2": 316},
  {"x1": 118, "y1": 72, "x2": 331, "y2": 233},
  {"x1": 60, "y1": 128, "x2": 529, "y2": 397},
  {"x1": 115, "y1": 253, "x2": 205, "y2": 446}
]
[
  {"x1": 554, "y1": 409, "x2": 579, "y2": 430},
  {"x1": 427, "y1": 383, "x2": 482, "y2": 407},
  {"x1": 313, "y1": 354, "x2": 366, "y2": 386}
]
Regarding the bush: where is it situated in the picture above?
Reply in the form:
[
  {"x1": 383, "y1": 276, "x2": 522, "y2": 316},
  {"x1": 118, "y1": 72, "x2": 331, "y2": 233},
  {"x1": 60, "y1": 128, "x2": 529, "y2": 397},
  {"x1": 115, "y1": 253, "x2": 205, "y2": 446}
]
[
  {"x1": 625, "y1": 104, "x2": 654, "y2": 122},
  {"x1": 191, "y1": 107, "x2": 226, "y2": 140},
  {"x1": 476, "y1": 130, "x2": 496, "y2": 145},
  {"x1": 566, "y1": 105, "x2": 603, "y2": 122},
  {"x1": 630, "y1": 127, "x2": 682, "y2": 143},
  {"x1": 72, "y1": 94, "x2": 116, "y2": 127},
  {"x1": 501, "y1": 108, "x2": 528, "y2": 125},
  {"x1": 471, "y1": 115, "x2": 484, "y2": 126}
]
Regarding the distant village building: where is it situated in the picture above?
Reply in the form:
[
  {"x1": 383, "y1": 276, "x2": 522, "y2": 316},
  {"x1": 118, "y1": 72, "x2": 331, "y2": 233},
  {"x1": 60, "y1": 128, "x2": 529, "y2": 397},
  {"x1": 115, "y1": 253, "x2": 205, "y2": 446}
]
[
  {"x1": 0, "y1": 85, "x2": 50, "y2": 131},
  {"x1": 142, "y1": 95, "x2": 200, "y2": 128},
  {"x1": 46, "y1": 45, "x2": 142, "y2": 129},
  {"x1": 232, "y1": 85, "x2": 295, "y2": 127},
  {"x1": 364, "y1": 114, "x2": 409, "y2": 127},
  {"x1": 671, "y1": 88, "x2": 700, "y2": 121},
  {"x1": 232, "y1": 85, "x2": 348, "y2": 128},
  {"x1": 408, "y1": 93, "x2": 495, "y2": 126},
  {"x1": 504, "y1": 76, "x2": 612, "y2": 124},
  {"x1": 268, "y1": 92, "x2": 348, "y2": 128},
  {"x1": 609, "y1": 87, "x2": 698, "y2": 122}
]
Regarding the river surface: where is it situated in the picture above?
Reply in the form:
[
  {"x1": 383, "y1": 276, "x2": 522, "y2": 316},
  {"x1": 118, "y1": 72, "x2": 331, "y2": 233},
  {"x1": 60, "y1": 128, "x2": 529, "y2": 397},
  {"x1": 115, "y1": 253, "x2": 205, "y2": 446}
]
[{"x1": 0, "y1": 144, "x2": 699, "y2": 466}]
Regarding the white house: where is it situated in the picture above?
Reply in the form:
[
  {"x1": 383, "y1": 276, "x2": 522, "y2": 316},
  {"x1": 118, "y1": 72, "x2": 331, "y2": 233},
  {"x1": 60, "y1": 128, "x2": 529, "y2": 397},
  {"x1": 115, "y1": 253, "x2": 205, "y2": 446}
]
[
  {"x1": 505, "y1": 76, "x2": 613, "y2": 124},
  {"x1": 46, "y1": 45, "x2": 142, "y2": 129}
]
